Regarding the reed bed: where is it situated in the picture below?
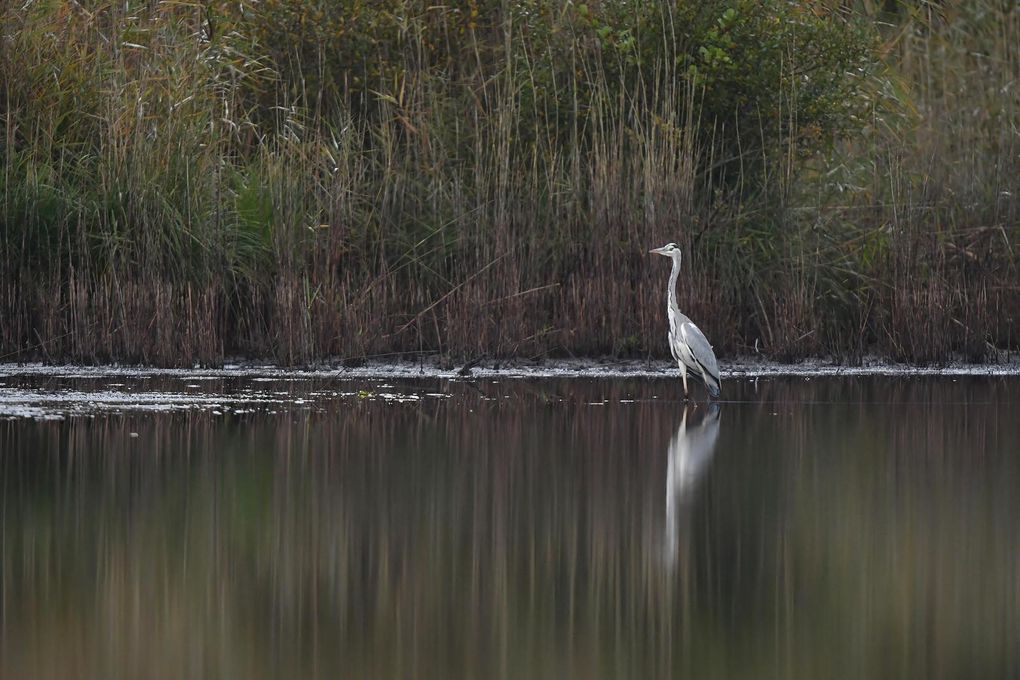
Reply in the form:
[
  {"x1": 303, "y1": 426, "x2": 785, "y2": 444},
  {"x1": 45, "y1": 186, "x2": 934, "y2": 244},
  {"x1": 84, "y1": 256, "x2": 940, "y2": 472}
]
[{"x1": 1, "y1": 1, "x2": 1017, "y2": 365}]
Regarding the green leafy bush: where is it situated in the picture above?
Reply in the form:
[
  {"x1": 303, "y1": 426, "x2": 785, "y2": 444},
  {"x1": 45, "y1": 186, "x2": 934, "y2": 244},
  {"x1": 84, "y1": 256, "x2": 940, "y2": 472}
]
[{"x1": 226, "y1": 1, "x2": 877, "y2": 181}]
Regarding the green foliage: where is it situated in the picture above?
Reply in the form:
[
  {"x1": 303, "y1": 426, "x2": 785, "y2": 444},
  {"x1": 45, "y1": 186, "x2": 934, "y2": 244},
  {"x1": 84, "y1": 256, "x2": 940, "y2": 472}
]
[
  {"x1": 686, "y1": 4, "x2": 876, "y2": 157},
  {"x1": 219, "y1": 1, "x2": 877, "y2": 180},
  {"x1": 228, "y1": 171, "x2": 276, "y2": 280}
]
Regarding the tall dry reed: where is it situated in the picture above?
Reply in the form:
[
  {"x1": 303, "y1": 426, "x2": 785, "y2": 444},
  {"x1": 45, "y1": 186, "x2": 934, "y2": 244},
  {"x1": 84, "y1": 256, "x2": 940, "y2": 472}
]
[{"x1": 1, "y1": 1, "x2": 1017, "y2": 365}]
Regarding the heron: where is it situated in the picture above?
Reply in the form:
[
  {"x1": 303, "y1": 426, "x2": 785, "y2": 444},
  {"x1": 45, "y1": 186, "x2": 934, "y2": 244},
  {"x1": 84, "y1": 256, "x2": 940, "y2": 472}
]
[{"x1": 649, "y1": 243, "x2": 721, "y2": 399}]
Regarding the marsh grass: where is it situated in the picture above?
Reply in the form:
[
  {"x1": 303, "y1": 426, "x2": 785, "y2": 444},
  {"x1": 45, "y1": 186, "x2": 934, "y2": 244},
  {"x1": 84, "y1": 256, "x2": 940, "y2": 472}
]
[{"x1": 1, "y1": 1, "x2": 1017, "y2": 365}]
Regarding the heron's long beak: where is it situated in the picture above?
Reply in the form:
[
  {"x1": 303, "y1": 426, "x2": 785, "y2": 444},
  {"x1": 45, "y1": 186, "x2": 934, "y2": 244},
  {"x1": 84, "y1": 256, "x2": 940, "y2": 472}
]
[{"x1": 649, "y1": 246, "x2": 667, "y2": 255}]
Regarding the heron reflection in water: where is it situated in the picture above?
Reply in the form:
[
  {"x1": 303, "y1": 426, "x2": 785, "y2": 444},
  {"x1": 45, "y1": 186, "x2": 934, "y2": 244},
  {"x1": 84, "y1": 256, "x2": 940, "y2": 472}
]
[{"x1": 665, "y1": 403, "x2": 722, "y2": 566}]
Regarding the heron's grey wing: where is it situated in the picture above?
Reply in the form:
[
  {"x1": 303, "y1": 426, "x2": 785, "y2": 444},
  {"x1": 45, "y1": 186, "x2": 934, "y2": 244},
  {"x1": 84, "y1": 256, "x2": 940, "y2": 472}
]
[{"x1": 679, "y1": 321, "x2": 720, "y2": 382}]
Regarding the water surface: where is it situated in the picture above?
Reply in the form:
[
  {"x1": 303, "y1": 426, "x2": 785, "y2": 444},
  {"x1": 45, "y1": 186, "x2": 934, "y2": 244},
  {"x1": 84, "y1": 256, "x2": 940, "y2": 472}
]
[{"x1": 2, "y1": 374, "x2": 1019, "y2": 679}]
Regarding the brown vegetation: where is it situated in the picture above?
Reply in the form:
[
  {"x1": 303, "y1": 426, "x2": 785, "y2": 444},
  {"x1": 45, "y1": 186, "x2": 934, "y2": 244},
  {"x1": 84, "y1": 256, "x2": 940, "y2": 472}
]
[{"x1": 1, "y1": 1, "x2": 1017, "y2": 365}]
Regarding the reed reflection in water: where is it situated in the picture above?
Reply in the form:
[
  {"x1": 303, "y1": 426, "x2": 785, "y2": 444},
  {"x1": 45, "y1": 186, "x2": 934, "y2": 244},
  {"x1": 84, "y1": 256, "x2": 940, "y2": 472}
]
[{"x1": 2, "y1": 376, "x2": 1020, "y2": 679}]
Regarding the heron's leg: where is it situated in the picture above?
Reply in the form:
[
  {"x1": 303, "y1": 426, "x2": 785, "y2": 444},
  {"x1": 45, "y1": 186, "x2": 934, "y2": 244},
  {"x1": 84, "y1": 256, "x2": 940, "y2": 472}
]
[{"x1": 681, "y1": 368, "x2": 689, "y2": 400}]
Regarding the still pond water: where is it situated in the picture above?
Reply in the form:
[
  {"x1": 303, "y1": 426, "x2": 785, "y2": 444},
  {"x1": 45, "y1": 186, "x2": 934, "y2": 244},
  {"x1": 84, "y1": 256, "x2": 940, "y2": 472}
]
[{"x1": 2, "y1": 372, "x2": 1019, "y2": 679}]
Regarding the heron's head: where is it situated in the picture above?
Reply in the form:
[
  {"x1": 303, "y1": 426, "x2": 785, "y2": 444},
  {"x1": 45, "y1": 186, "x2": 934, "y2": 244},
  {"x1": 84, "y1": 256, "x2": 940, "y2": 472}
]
[{"x1": 649, "y1": 242, "x2": 681, "y2": 260}]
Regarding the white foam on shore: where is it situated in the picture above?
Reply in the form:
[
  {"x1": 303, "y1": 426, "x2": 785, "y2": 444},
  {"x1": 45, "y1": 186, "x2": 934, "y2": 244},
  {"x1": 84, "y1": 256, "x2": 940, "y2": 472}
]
[
  {"x1": 3, "y1": 360, "x2": 1015, "y2": 420},
  {"x1": 2, "y1": 358, "x2": 1019, "y2": 381},
  {"x1": 0, "y1": 388, "x2": 290, "y2": 420},
  {"x1": 0, "y1": 378, "x2": 454, "y2": 420},
  {"x1": 2, "y1": 359, "x2": 1017, "y2": 420}
]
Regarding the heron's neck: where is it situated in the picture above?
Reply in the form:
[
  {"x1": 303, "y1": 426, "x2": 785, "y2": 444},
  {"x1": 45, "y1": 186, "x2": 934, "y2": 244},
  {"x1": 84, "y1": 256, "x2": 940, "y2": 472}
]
[{"x1": 667, "y1": 256, "x2": 682, "y2": 315}]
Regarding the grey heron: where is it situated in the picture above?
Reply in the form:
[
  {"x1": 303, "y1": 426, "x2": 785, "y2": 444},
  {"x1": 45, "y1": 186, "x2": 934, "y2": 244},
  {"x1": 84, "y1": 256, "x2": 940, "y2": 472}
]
[{"x1": 650, "y1": 243, "x2": 721, "y2": 399}]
